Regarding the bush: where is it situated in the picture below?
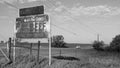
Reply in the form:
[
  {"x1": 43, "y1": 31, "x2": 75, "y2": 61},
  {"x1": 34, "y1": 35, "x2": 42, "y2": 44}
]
[
  {"x1": 92, "y1": 41, "x2": 104, "y2": 51},
  {"x1": 104, "y1": 46, "x2": 112, "y2": 51},
  {"x1": 51, "y1": 35, "x2": 67, "y2": 48},
  {"x1": 52, "y1": 56, "x2": 80, "y2": 61},
  {"x1": 110, "y1": 34, "x2": 120, "y2": 52},
  {"x1": 52, "y1": 41, "x2": 67, "y2": 48}
]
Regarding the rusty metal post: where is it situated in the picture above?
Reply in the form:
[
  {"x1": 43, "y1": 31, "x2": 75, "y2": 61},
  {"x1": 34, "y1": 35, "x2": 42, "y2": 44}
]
[
  {"x1": 30, "y1": 43, "x2": 32, "y2": 55},
  {"x1": 59, "y1": 48, "x2": 61, "y2": 56},
  {"x1": 8, "y1": 38, "x2": 12, "y2": 62}
]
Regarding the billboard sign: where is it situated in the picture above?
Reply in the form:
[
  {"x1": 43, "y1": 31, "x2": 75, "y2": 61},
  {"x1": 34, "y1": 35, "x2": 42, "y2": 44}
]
[
  {"x1": 16, "y1": 14, "x2": 49, "y2": 38},
  {"x1": 19, "y1": 5, "x2": 44, "y2": 16}
]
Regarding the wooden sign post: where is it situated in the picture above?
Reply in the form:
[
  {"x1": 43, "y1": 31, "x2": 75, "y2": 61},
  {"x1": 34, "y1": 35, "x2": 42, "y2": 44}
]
[
  {"x1": 37, "y1": 41, "x2": 40, "y2": 62},
  {"x1": 8, "y1": 38, "x2": 12, "y2": 62},
  {"x1": 30, "y1": 43, "x2": 33, "y2": 55}
]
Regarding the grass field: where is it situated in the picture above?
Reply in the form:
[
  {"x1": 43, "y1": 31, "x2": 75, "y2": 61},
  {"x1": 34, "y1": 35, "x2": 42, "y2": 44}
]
[{"x1": 0, "y1": 43, "x2": 120, "y2": 68}]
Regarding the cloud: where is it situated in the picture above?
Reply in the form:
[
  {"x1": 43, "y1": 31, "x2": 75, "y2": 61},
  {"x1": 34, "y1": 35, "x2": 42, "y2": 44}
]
[
  {"x1": 55, "y1": 1, "x2": 62, "y2": 6},
  {"x1": 0, "y1": 16, "x2": 9, "y2": 19},
  {"x1": 4, "y1": 0, "x2": 15, "y2": 3},
  {"x1": 18, "y1": 0, "x2": 49, "y2": 3},
  {"x1": 27, "y1": 0, "x2": 37, "y2": 2},
  {"x1": 53, "y1": 1, "x2": 69, "y2": 13},
  {"x1": 52, "y1": 3, "x2": 120, "y2": 17},
  {"x1": 0, "y1": 0, "x2": 14, "y2": 4},
  {"x1": 0, "y1": 1, "x2": 3, "y2": 3},
  {"x1": 18, "y1": 0, "x2": 24, "y2": 3},
  {"x1": 4, "y1": 0, "x2": 38, "y2": 4},
  {"x1": 54, "y1": 5, "x2": 67, "y2": 12},
  {"x1": 69, "y1": 5, "x2": 120, "y2": 16}
]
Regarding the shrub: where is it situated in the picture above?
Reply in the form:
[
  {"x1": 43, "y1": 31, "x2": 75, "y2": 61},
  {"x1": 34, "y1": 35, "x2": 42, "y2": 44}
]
[
  {"x1": 52, "y1": 41, "x2": 67, "y2": 48},
  {"x1": 51, "y1": 35, "x2": 67, "y2": 48},
  {"x1": 52, "y1": 56, "x2": 80, "y2": 61},
  {"x1": 104, "y1": 46, "x2": 112, "y2": 51},
  {"x1": 92, "y1": 40, "x2": 104, "y2": 51},
  {"x1": 110, "y1": 34, "x2": 120, "y2": 52}
]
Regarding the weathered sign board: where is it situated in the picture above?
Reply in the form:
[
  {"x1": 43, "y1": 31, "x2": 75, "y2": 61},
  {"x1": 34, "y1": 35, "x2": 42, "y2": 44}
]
[
  {"x1": 16, "y1": 5, "x2": 49, "y2": 39},
  {"x1": 16, "y1": 14, "x2": 49, "y2": 38},
  {"x1": 19, "y1": 5, "x2": 44, "y2": 16}
]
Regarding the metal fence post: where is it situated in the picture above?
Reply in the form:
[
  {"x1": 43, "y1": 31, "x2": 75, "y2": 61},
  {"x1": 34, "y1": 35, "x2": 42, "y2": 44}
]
[
  {"x1": 30, "y1": 43, "x2": 32, "y2": 55},
  {"x1": 8, "y1": 38, "x2": 12, "y2": 62},
  {"x1": 59, "y1": 44, "x2": 62, "y2": 56}
]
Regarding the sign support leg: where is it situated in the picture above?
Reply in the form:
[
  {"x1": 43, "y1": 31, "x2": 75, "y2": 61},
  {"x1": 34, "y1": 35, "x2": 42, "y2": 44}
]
[
  {"x1": 48, "y1": 16, "x2": 51, "y2": 66},
  {"x1": 13, "y1": 37, "x2": 16, "y2": 63},
  {"x1": 30, "y1": 43, "x2": 32, "y2": 55},
  {"x1": 37, "y1": 41, "x2": 40, "y2": 62}
]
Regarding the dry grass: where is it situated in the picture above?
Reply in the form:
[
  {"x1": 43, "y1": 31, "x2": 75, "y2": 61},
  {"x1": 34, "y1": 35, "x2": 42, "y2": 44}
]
[{"x1": 0, "y1": 47, "x2": 120, "y2": 68}]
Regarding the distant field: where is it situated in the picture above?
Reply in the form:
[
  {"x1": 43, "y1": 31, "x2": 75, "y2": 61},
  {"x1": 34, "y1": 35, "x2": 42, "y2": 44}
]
[
  {"x1": 7, "y1": 43, "x2": 92, "y2": 48},
  {"x1": 0, "y1": 43, "x2": 120, "y2": 68},
  {"x1": 0, "y1": 43, "x2": 93, "y2": 59},
  {"x1": 0, "y1": 43, "x2": 93, "y2": 58}
]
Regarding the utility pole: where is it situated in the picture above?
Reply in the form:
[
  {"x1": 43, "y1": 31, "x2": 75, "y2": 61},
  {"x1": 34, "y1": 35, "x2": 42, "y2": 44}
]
[{"x1": 97, "y1": 34, "x2": 99, "y2": 42}]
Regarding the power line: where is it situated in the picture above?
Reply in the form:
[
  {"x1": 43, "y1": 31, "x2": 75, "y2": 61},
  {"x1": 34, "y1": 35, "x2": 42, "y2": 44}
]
[
  {"x1": 47, "y1": 0, "x2": 98, "y2": 35},
  {"x1": 44, "y1": 1, "x2": 84, "y2": 36},
  {"x1": 45, "y1": 0, "x2": 111, "y2": 42},
  {"x1": 51, "y1": 23, "x2": 78, "y2": 36},
  {"x1": 3, "y1": 1, "x2": 18, "y2": 9},
  {"x1": 50, "y1": 0, "x2": 114, "y2": 40},
  {"x1": 43, "y1": 0, "x2": 99, "y2": 42},
  {"x1": 44, "y1": 1, "x2": 77, "y2": 35},
  {"x1": 48, "y1": 0, "x2": 97, "y2": 32}
]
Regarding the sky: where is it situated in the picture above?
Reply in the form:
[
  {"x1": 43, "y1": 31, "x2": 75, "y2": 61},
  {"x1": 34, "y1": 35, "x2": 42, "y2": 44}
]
[{"x1": 0, "y1": 0, "x2": 120, "y2": 44}]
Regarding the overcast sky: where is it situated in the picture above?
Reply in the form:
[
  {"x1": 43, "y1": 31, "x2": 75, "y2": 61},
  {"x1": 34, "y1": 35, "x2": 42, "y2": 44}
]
[{"x1": 0, "y1": 0, "x2": 120, "y2": 44}]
